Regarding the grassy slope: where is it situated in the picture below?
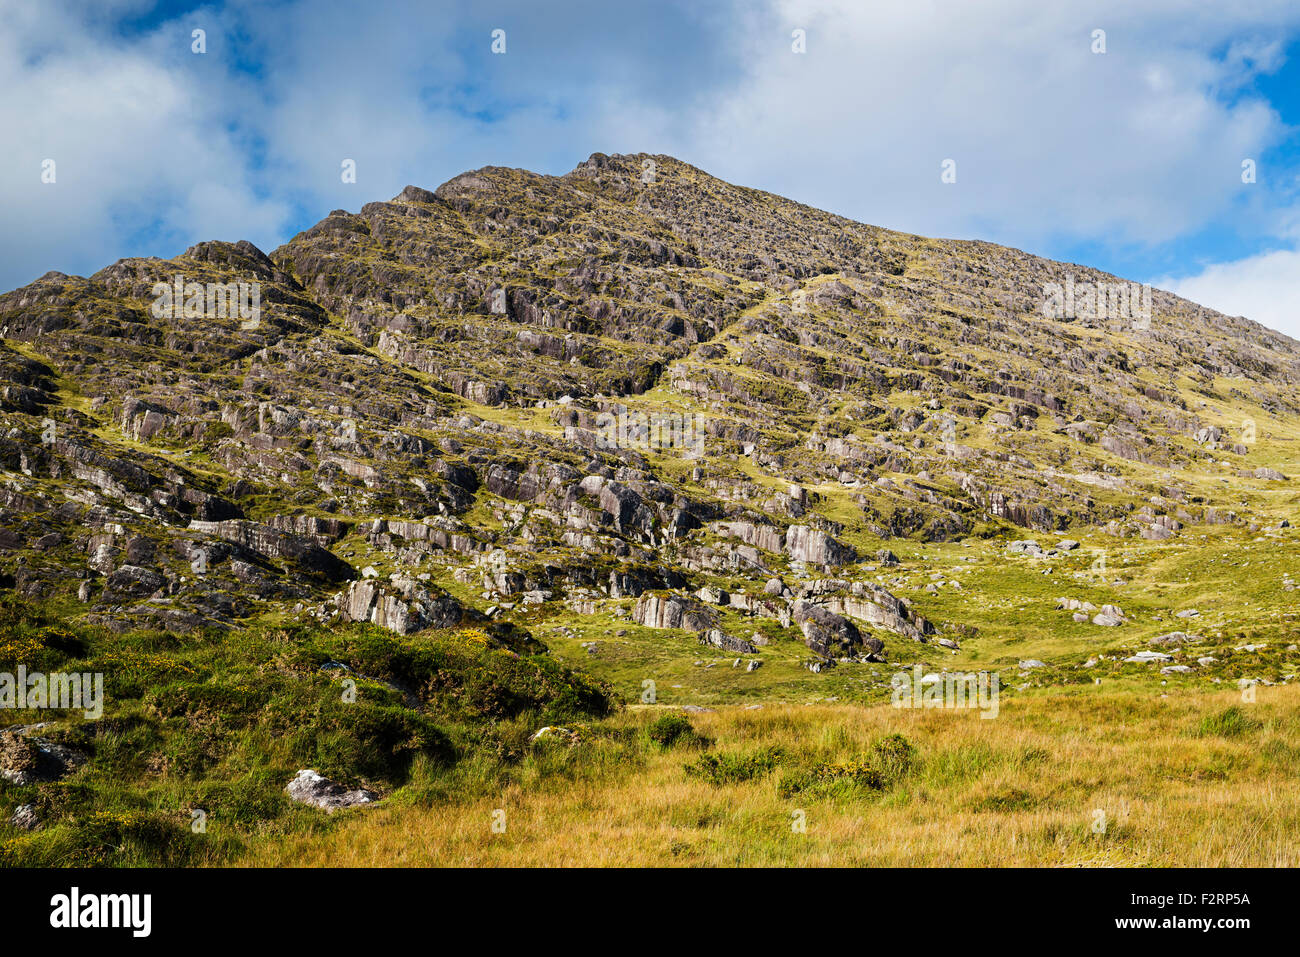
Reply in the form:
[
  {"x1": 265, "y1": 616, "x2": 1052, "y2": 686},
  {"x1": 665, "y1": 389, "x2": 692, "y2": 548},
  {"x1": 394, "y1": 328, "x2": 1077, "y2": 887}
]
[{"x1": 0, "y1": 607, "x2": 615, "y2": 867}]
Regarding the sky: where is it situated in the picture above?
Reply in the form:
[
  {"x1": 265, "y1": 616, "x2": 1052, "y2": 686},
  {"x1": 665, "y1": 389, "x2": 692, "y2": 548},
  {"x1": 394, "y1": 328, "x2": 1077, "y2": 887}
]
[{"x1": 3, "y1": 0, "x2": 1299, "y2": 338}]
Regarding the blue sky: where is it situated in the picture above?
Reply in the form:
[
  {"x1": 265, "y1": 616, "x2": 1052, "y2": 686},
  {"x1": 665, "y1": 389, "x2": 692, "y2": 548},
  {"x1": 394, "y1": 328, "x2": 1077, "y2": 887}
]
[{"x1": 4, "y1": 0, "x2": 1299, "y2": 337}]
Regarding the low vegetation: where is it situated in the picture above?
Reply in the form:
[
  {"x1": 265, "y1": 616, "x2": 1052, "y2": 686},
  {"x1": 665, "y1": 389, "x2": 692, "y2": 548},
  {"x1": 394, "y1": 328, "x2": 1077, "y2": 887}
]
[
  {"x1": 236, "y1": 685, "x2": 1300, "y2": 867},
  {"x1": 5, "y1": 583, "x2": 1296, "y2": 867},
  {"x1": 0, "y1": 598, "x2": 615, "y2": 866}
]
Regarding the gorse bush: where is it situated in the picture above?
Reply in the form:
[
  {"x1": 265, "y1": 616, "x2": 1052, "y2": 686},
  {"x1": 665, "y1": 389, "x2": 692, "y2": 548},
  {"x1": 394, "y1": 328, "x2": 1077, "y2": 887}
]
[
  {"x1": 778, "y1": 761, "x2": 885, "y2": 799},
  {"x1": 871, "y1": 733, "x2": 918, "y2": 778},
  {"x1": 685, "y1": 747, "x2": 782, "y2": 785},
  {"x1": 646, "y1": 713, "x2": 703, "y2": 749},
  {"x1": 282, "y1": 624, "x2": 615, "y2": 723},
  {"x1": 777, "y1": 734, "x2": 918, "y2": 799},
  {"x1": 306, "y1": 701, "x2": 454, "y2": 781}
]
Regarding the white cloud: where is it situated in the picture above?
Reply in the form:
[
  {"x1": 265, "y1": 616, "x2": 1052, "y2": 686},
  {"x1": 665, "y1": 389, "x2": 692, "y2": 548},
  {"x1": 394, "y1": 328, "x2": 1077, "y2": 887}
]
[
  {"x1": 1155, "y1": 248, "x2": 1300, "y2": 341},
  {"x1": 668, "y1": 0, "x2": 1297, "y2": 250},
  {"x1": 1, "y1": 0, "x2": 1299, "y2": 303},
  {"x1": 0, "y1": 0, "x2": 290, "y2": 287}
]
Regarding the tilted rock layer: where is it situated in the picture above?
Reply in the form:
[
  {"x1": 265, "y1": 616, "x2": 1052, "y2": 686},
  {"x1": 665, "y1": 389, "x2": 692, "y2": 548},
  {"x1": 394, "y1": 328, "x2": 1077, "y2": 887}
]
[{"x1": 0, "y1": 152, "x2": 1296, "y2": 657}]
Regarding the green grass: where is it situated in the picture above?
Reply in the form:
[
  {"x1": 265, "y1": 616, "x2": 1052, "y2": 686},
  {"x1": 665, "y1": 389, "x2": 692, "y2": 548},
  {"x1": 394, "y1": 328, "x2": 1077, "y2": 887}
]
[{"x1": 0, "y1": 600, "x2": 616, "y2": 867}]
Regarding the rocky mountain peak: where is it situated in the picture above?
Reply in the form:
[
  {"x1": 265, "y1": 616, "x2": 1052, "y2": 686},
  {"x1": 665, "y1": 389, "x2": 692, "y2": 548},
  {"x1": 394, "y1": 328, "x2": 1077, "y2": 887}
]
[{"x1": 0, "y1": 152, "x2": 1295, "y2": 655}]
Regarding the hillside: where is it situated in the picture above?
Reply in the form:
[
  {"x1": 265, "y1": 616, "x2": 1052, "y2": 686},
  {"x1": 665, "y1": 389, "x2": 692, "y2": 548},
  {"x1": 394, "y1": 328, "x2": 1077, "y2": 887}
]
[{"x1": 1, "y1": 153, "x2": 1298, "y2": 865}]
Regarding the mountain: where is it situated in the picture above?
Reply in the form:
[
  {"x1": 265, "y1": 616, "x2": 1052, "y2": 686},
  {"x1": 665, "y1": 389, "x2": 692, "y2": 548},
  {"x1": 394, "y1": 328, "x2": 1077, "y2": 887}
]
[{"x1": 0, "y1": 151, "x2": 1297, "y2": 656}]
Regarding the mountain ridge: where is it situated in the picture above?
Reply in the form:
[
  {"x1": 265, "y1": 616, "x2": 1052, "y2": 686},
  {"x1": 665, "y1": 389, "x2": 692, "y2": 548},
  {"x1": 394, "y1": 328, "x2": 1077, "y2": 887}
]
[{"x1": 0, "y1": 151, "x2": 1296, "y2": 659}]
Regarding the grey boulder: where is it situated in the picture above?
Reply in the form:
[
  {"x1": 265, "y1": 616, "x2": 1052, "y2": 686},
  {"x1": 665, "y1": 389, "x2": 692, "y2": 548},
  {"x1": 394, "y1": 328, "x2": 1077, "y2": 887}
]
[{"x1": 286, "y1": 769, "x2": 378, "y2": 812}]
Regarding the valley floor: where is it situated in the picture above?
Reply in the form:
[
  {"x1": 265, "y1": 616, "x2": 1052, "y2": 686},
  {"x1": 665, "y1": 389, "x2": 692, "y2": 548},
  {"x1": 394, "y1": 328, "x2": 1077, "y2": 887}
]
[{"x1": 242, "y1": 684, "x2": 1300, "y2": 867}]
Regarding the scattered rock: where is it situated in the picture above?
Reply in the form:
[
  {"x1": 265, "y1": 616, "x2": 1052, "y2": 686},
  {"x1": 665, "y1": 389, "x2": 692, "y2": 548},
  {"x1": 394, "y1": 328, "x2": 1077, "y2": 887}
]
[
  {"x1": 1092, "y1": 604, "x2": 1126, "y2": 627},
  {"x1": 1149, "y1": 631, "x2": 1201, "y2": 646},
  {"x1": 0, "y1": 729, "x2": 85, "y2": 785},
  {"x1": 285, "y1": 769, "x2": 378, "y2": 812},
  {"x1": 1124, "y1": 651, "x2": 1171, "y2": 663}
]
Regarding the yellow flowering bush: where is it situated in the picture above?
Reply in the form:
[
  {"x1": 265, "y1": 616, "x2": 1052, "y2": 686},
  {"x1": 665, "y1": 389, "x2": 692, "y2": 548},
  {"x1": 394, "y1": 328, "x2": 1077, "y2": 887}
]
[
  {"x1": 0, "y1": 635, "x2": 43, "y2": 663},
  {"x1": 452, "y1": 627, "x2": 492, "y2": 648}
]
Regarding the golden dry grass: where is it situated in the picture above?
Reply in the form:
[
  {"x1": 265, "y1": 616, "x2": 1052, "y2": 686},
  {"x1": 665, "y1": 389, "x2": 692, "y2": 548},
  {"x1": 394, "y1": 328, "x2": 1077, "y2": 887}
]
[{"x1": 241, "y1": 683, "x2": 1300, "y2": 867}]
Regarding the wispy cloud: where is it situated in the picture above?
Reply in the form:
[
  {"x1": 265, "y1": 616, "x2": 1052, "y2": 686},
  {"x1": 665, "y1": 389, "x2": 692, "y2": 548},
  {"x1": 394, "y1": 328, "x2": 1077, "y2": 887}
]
[
  {"x1": 1156, "y1": 246, "x2": 1300, "y2": 340},
  {"x1": 2, "y1": 0, "x2": 1299, "y2": 337}
]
